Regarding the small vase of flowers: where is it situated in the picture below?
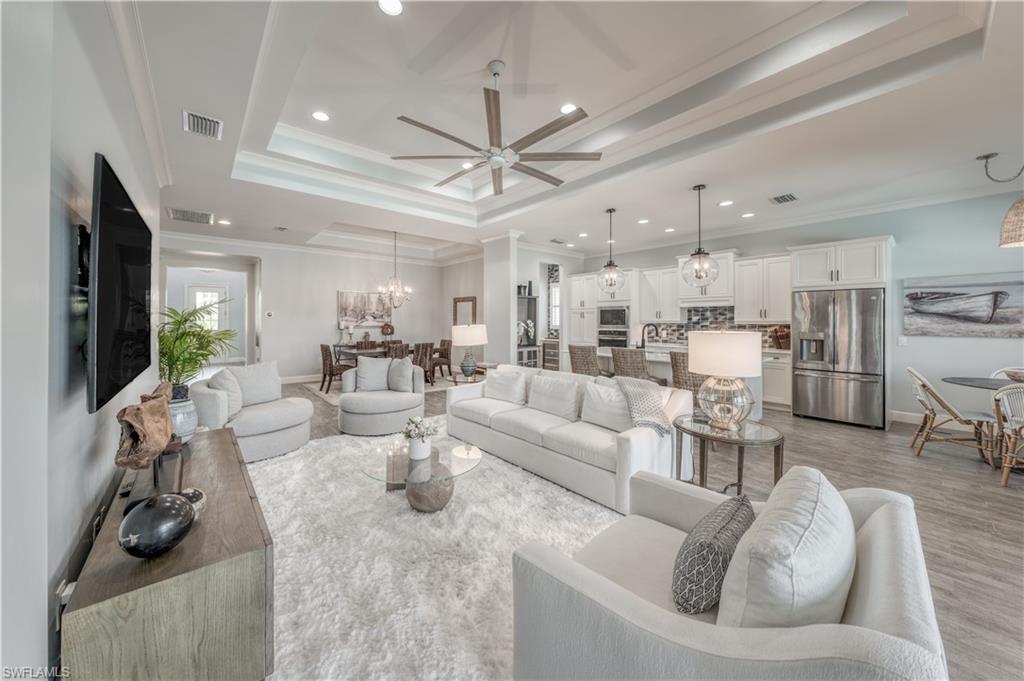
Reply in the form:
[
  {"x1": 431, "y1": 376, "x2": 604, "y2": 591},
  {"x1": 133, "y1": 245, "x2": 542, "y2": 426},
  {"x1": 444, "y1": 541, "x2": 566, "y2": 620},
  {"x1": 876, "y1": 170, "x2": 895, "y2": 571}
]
[{"x1": 403, "y1": 416, "x2": 439, "y2": 460}]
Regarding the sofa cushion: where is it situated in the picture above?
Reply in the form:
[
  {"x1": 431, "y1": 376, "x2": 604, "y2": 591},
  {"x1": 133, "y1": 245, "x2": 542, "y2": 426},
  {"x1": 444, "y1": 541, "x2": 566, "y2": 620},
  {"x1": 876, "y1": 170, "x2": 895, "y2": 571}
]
[
  {"x1": 339, "y1": 390, "x2": 423, "y2": 415},
  {"x1": 228, "y1": 397, "x2": 313, "y2": 437},
  {"x1": 528, "y1": 375, "x2": 581, "y2": 421},
  {"x1": 542, "y1": 421, "x2": 618, "y2": 473},
  {"x1": 356, "y1": 356, "x2": 391, "y2": 392},
  {"x1": 581, "y1": 382, "x2": 633, "y2": 433},
  {"x1": 490, "y1": 407, "x2": 572, "y2": 446},
  {"x1": 574, "y1": 515, "x2": 715, "y2": 623},
  {"x1": 209, "y1": 369, "x2": 243, "y2": 417},
  {"x1": 717, "y1": 466, "x2": 856, "y2": 628},
  {"x1": 672, "y1": 495, "x2": 755, "y2": 614},
  {"x1": 494, "y1": 364, "x2": 542, "y2": 397},
  {"x1": 388, "y1": 356, "x2": 414, "y2": 392},
  {"x1": 450, "y1": 397, "x2": 524, "y2": 427},
  {"x1": 227, "y1": 361, "x2": 282, "y2": 407},
  {"x1": 485, "y1": 371, "x2": 527, "y2": 404}
]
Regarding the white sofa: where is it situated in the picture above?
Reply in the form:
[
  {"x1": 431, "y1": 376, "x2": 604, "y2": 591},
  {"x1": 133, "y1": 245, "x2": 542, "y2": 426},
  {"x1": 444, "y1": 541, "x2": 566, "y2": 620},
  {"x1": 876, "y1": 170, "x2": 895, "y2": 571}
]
[
  {"x1": 338, "y1": 360, "x2": 425, "y2": 435},
  {"x1": 446, "y1": 364, "x2": 693, "y2": 514},
  {"x1": 513, "y1": 471, "x2": 947, "y2": 681},
  {"x1": 192, "y1": 361, "x2": 313, "y2": 463}
]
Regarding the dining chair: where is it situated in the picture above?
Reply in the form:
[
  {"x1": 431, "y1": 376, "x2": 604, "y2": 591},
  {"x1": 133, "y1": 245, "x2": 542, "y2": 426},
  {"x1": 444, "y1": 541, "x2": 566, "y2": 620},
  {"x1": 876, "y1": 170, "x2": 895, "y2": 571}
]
[
  {"x1": 991, "y1": 367, "x2": 1024, "y2": 381},
  {"x1": 432, "y1": 339, "x2": 452, "y2": 379},
  {"x1": 612, "y1": 348, "x2": 667, "y2": 386},
  {"x1": 669, "y1": 351, "x2": 708, "y2": 394},
  {"x1": 319, "y1": 344, "x2": 353, "y2": 393},
  {"x1": 569, "y1": 344, "x2": 608, "y2": 377},
  {"x1": 386, "y1": 343, "x2": 409, "y2": 359},
  {"x1": 906, "y1": 367, "x2": 998, "y2": 465},
  {"x1": 994, "y1": 384, "x2": 1024, "y2": 486},
  {"x1": 412, "y1": 342, "x2": 435, "y2": 385}
]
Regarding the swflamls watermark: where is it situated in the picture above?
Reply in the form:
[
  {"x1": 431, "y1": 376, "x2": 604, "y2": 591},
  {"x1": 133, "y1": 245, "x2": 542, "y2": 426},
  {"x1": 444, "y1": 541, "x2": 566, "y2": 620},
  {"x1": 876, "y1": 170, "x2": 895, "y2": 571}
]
[{"x1": 2, "y1": 667, "x2": 70, "y2": 679}]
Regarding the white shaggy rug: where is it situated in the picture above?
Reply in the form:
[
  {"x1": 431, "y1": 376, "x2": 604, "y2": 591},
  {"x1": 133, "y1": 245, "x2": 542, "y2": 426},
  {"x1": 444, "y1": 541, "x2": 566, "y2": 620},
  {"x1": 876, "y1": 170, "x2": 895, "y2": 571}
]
[{"x1": 246, "y1": 416, "x2": 619, "y2": 680}]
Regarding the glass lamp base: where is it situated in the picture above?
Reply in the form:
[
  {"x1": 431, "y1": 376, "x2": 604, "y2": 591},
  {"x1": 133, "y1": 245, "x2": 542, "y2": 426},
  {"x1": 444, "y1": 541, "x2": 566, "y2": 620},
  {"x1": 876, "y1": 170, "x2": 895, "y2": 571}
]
[{"x1": 696, "y1": 376, "x2": 754, "y2": 431}]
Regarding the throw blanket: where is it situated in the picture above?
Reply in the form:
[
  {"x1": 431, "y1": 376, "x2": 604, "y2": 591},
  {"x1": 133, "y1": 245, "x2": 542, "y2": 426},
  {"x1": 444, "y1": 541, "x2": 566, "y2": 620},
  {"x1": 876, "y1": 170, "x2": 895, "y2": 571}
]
[{"x1": 615, "y1": 376, "x2": 672, "y2": 437}]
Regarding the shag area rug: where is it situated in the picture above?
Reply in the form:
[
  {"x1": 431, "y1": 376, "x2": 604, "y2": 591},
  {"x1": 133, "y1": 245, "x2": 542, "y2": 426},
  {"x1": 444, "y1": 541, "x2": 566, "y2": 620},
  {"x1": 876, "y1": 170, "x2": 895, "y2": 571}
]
[{"x1": 246, "y1": 416, "x2": 619, "y2": 680}]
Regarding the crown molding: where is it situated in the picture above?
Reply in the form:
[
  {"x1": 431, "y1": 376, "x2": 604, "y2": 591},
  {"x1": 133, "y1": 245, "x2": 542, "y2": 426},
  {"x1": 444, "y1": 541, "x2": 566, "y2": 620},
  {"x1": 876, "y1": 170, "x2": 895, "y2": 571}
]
[
  {"x1": 479, "y1": 230, "x2": 523, "y2": 244},
  {"x1": 517, "y1": 241, "x2": 586, "y2": 260},
  {"x1": 436, "y1": 253, "x2": 484, "y2": 267},
  {"x1": 107, "y1": 1, "x2": 172, "y2": 188}
]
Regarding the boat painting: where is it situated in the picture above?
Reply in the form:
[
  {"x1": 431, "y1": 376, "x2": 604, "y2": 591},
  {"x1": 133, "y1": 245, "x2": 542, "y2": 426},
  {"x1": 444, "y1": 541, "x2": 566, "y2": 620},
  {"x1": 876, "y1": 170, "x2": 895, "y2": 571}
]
[{"x1": 903, "y1": 273, "x2": 1023, "y2": 338}]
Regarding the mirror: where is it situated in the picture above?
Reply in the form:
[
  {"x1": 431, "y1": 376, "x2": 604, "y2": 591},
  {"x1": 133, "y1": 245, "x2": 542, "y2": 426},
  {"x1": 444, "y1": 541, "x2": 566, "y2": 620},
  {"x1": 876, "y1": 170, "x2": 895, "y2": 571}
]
[{"x1": 453, "y1": 296, "x2": 477, "y2": 325}]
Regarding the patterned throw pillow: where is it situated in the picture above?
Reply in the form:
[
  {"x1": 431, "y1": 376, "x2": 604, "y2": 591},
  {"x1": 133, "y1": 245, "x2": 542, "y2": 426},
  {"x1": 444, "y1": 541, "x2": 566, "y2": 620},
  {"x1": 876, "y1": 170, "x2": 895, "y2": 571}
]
[{"x1": 672, "y1": 495, "x2": 755, "y2": 614}]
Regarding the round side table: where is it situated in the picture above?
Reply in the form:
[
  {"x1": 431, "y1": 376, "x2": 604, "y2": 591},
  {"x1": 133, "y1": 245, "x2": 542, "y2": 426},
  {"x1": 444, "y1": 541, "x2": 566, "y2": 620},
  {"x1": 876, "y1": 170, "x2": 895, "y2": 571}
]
[{"x1": 673, "y1": 417, "x2": 784, "y2": 495}]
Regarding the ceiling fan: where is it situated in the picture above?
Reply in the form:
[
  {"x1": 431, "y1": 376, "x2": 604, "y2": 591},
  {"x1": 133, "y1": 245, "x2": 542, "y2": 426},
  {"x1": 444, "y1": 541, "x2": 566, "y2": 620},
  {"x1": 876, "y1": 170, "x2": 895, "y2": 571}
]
[{"x1": 391, "y1": 60, "x2": 601, "y2": 196}]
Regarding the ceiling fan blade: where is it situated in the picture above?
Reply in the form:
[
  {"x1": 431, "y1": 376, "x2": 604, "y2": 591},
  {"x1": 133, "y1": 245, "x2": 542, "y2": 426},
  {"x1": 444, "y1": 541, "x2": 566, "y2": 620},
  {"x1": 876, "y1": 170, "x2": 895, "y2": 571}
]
[
  {"x1": 507, "y1": 108, "x2": 588, "y2": 152},
  {"x1": 511, "y1": 162, "x2": 563, "y2": 187},
  {"x1": 392, "y1": 155, "x2": 481, "y2": 160},
  {"x1": 491, "y1": 167, "x2": 503, "y2": 196},
  {"x1": 397, "y1": 116, "x2": 481, "y2": 153},
  {"x1": 517, "y1": 152, "x2": 602, "y2": 162},
  {"x1": 434, "y1": 160, "x2": 487, "y2": 188},
  {"x1": 484, "y1": 87, "x2": 502, "y2": 149}
]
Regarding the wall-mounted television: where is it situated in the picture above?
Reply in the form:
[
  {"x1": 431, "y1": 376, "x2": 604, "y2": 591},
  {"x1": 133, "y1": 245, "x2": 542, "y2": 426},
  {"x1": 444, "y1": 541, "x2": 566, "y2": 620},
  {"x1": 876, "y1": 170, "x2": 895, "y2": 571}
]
[{"x1": 87, "y1": 153, "x2": 152, "y2": 413}]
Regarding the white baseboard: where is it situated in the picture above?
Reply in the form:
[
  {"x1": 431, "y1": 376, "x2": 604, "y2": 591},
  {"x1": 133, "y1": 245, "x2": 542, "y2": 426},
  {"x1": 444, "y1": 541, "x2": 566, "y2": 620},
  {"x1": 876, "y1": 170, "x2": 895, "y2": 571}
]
[
  {"x1": 889, "y1": 410, "x2": 974, "y2": 432},
  {"x1": 282, "y1": 374, "x2": 321, "y2": 385}
]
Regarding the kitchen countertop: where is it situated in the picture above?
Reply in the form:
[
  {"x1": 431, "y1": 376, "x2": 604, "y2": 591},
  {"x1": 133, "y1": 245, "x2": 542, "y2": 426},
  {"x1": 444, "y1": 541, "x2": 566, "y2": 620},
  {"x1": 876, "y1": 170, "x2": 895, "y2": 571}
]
[{"x1": 596, "y1": 344, "x2": 791, "y2": 362}]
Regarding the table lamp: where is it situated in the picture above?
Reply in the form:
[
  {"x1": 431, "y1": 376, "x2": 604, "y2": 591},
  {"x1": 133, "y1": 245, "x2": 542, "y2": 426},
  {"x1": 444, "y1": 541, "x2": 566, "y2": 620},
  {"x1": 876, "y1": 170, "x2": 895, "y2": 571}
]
[
  {"x1": 452, "y1": 324, "x2": 488, "y2": 377},
  {"x1": 688, "y1": 331, "x2": 762, "y2": 430}
]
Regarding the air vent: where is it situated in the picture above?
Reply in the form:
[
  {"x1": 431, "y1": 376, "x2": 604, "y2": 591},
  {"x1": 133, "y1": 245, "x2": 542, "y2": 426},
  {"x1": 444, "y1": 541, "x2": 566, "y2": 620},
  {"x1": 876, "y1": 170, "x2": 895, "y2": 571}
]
[
  {"x1": 770, "y1": 193, "x2": 798, "y2": 204},
  {"x1": 182, "y1": 110, "x2": 223, "y2": 140},
  {"x1": 549, "y1": 238, "x2": 566, "y2": 245},
  {"x1": 165, "y1": 207, "x2": 214, "y2": 225}
]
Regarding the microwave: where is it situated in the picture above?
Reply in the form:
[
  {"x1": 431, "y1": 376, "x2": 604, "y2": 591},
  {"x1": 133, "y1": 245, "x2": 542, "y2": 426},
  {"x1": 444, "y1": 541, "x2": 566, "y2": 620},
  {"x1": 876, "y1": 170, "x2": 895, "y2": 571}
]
[{"x1": 598, "y1": 306, "x2": 628, "y2": 328}]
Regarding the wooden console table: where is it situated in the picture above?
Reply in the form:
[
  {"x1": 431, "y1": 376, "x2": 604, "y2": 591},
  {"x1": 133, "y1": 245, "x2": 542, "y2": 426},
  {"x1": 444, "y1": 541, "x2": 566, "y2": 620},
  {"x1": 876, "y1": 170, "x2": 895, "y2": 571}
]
[{"x1": 62, "y1": 429, "x2": 273, "y2": 680}]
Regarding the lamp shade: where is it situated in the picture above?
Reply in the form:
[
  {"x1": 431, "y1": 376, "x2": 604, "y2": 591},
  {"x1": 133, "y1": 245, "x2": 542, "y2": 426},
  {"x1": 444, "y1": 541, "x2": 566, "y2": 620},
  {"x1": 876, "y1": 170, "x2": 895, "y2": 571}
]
[
  {"x1": 452, "y1": 324, "x2": 488, "y2": 347},
  {"x1": 688, "y1": 331, "x2": 761, "y2": 378},
  {"x1": 1000, "y1": 195, "x2": 1024, "y2": 247}
]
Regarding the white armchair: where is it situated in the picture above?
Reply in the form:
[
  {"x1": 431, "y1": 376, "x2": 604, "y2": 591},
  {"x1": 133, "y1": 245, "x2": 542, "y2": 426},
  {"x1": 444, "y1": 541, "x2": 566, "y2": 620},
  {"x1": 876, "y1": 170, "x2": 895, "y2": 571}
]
[{"x1": 338, "y1": 365, "x2": 425, "y2": 435}]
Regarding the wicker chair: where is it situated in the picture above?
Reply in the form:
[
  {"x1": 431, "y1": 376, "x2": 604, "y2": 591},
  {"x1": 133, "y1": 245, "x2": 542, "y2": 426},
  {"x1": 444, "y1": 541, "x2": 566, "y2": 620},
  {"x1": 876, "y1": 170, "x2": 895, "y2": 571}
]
[
  {"x1": 386, "y1": 343, "x2": 409, "y2": 359},
  {"x1": 991, "y1": 367, "x2": 1024, "y2": 381},
  {"x1": 355, "y1": 339, "x2": 378, "y2": 350},
  {"x1": 319, "y1": 344, "x2": 353, "y2": 393},
  {"x1": 432, "y1": 339, "x2": 452, "y2": 379},
  {"x1": 611, "y1": 348, "x2": 667, "y2": 386},
  {"x1": 412, "y1": 342, "x2": 435, "y2": 385},
  {"x1": 994, "y1": 384, "x2": 1024, "y2": 486},
  {"x1": 906, "y1": 367, "x2": 998, "y2": 465},
  {"x1": 669, "y1": 351, "x2": 708, "y2": 394},
  {"x1": 569, "y1": 344, "x2": 608, "y2": 377}
]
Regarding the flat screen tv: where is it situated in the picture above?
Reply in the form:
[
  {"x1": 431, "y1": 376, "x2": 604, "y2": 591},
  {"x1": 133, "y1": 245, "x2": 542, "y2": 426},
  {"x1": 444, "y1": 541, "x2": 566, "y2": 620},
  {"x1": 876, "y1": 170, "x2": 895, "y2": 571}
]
[{"x1": 87, "y1": 153, "x2": 152, "y2": 413}]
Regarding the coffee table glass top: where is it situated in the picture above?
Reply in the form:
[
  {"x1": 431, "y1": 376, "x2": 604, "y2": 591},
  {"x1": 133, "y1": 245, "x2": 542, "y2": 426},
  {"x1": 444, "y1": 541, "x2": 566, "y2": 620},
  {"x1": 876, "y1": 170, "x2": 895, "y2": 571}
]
[
  {"x1": 363, "y1": 443, "x2": 482, "y2": 484},
  {"x1": 673, "y1": 416, "x2": 783, "y2": 446}
]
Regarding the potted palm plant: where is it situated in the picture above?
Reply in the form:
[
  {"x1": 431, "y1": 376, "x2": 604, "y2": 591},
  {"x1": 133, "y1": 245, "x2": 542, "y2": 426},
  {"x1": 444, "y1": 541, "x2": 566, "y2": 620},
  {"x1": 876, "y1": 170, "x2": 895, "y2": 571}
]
[{"x1": 158, "y1": 301, "x2": 236, "y2": 442}]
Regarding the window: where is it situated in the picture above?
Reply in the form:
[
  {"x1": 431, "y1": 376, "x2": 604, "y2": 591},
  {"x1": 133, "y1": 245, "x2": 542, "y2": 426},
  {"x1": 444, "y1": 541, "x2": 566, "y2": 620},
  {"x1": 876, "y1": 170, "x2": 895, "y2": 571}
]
[
  {"x1": 549, "y1": 283, "x2": 560, "y2": 330},
  {"x1": 193, "y1": 290, "x2": 220, "y2": 331}
]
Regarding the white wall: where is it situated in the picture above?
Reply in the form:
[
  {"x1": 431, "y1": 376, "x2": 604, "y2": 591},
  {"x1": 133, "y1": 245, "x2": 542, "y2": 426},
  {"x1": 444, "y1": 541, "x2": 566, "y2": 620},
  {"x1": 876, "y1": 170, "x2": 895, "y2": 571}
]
[
  {"x1": 482, "y1": 235, "x2": 518, "y2": 364},
  {"x1": 165, "y1": 267, "x2": 248, "y2": 361},
  {"x1": 160, "y1": 234, "x2": 446, "y2": 379},
  {"x1": 516, "y1": 245, "x2": 584, "y2": 340}
]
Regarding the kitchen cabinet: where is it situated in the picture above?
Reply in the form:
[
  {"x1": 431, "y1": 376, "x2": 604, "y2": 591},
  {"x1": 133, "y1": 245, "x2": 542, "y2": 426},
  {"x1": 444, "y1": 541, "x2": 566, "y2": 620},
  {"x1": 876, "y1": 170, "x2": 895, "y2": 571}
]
[
  {"x1": 762, "y1": 354, "x2": 792, "y2": 407},
  {"x1": 569, "y1": 274, "x2": 597, "y2": 310},
  {"x1": 568, "y1": 309, "x2": 597, "y2": 344},
  {"x1": 638, "y1": 268, "x2": 681, "y2": 322},
  {"x1": 734, "y1": 255, "x2": 791, "y2": 323},
  {"x1": 677, "y1": 250, "x2": 735, "y2": 307},
  {"x1": 517, "y1": 346, "x2": 540, "y2": 368},
  {"x1": 790, "y1": 237, "x2": 892, "y2": 290}
]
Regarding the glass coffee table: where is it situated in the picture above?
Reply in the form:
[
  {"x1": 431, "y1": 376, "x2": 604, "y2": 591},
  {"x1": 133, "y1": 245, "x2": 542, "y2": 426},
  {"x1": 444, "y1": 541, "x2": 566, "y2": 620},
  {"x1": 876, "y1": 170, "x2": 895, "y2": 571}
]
[
  {"x1": 673, "y1": 416, "x2": 784, "y2": 495},
  {"x1": 363, "y1": 442, "x2": 482, "y2": 512}
]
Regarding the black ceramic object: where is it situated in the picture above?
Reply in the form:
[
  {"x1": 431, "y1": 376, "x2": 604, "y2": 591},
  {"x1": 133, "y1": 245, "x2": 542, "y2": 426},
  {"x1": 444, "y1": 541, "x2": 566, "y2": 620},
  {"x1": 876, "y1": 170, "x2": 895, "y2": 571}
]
[
  {"x1": 117, "y1": 493, "x2": 195, "y2": 559},
  {"x1": 178, "y1": 487, "x2": 207, "y2": 518}
]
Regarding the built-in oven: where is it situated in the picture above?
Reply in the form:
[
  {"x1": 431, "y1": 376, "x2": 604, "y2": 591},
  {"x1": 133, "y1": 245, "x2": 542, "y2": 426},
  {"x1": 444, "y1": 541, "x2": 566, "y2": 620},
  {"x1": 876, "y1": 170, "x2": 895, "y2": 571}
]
[
  {"x1": 597, "y1": 329, "x2": 630, "y2": 348},
  {"x1": 598, "y1": 306, "x2": 628, "y2": 328}
]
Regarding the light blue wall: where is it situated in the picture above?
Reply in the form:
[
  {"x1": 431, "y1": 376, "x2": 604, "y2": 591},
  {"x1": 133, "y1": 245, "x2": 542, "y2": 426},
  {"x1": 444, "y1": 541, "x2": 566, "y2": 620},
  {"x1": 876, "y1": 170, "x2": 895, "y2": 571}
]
[{"x1": 586, "y1": 192, "x2": 1024, "y2": 415}]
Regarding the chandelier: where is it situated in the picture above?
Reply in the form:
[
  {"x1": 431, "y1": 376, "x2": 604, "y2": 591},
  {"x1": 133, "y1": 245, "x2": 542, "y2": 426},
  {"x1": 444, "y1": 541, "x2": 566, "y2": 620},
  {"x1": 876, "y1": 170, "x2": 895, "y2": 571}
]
[
  {"x1": 378, "y1": 231, "x2": 412, "y2": 309},
  {"x1": 976, "y1": 153, "x2": 1024, "y2": 248},
  {"x1": 597, "y1": 208, "x2": 625, "y2": 294},
  {"x1": 680, "y1": 183, "x2": 720, "y2": 288}
]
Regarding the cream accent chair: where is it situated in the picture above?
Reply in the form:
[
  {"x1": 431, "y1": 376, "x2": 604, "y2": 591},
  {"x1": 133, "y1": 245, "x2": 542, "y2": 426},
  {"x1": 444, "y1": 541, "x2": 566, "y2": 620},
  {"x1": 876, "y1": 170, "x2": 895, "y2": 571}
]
[
  {"x1": 338, "y1": 363, "x2": 425, "y2": 435},
  {"x1": 513, "y1": 472, "x2": 947, "y2": 681}
]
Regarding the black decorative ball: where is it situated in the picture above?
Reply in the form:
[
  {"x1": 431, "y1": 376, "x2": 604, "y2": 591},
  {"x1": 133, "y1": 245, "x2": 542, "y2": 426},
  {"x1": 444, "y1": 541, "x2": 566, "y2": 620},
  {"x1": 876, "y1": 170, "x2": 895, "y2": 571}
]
[{"x1": 117, "y1": 493, "x2": 195, "y2": 559}]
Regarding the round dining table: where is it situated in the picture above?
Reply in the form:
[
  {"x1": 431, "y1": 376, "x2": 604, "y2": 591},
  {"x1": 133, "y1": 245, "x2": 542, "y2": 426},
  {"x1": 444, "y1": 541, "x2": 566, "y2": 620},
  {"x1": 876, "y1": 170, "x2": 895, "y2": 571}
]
[{"x1": 942, "y1": 377, "x2": 1015, "y2": 391}]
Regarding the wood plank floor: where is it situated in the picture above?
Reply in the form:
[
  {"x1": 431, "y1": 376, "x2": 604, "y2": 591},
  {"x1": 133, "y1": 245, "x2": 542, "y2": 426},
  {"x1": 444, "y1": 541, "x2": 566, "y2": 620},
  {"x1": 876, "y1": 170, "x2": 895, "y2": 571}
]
[{"x1": 286, "y1": 384, "x2": 1023, "y2": 681}]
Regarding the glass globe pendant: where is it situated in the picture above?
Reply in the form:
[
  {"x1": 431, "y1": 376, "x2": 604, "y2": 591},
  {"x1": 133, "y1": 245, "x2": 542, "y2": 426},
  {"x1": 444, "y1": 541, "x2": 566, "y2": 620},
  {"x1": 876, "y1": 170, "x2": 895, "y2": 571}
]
[
  {"x1": 379, "y1": 231, "x2": 412, "y2": 309},
  {"x1": 597, "y1": 208, "x2": 625, "y2": 294},
  {"x1": 680, "y1": 183, "x2": 720, "y2": 288}
]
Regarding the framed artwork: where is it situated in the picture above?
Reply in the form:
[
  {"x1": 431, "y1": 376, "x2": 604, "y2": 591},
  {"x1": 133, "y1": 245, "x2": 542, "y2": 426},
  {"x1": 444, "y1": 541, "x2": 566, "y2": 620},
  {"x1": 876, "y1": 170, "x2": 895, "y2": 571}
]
[
  {"x1": 902, "y1": 272, "x2": 1023, "y2": 338},
  {"x1": 337, "y1": 290, "x2": 388, "y2": 328}
]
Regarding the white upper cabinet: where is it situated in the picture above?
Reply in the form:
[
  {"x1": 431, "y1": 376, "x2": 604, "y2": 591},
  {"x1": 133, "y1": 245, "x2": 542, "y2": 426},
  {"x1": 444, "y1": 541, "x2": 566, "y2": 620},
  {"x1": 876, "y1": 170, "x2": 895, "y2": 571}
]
[
  {"x1": 658, "y1": 270, "x2": 681, "y2": 321},
  {"x1": 569, "y1": 274, "x2": 598, "y2": 309},
  {"x1": 734, "y1": 255, "x2": 792, "y2": 323},
  {"x1": 790, "y1": 237, "x2": 892, "y2": 290},
  {"x1": 638, "y1": 268, "x2": 681, "y2": 322},
  {"x1": 677, "y1": 251, "x2": 735, "y2": 307}
]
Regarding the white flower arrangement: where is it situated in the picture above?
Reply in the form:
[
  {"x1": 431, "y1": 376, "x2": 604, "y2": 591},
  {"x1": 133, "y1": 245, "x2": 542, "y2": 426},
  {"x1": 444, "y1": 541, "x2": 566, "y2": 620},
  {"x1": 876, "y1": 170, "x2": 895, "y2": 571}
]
[
  {"x1": 517, "y1": 319, "x2": 535, "y2": 342},
  {"x1": 402, "y1": 416, "x2": 438, "y2": 443}
]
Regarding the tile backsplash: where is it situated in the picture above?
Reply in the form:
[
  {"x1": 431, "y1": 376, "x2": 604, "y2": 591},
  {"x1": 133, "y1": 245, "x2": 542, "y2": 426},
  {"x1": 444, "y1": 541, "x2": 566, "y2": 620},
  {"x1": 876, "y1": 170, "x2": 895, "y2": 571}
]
[{"x1": 644, "y1": 306, "x2": 789, "y2": 349}]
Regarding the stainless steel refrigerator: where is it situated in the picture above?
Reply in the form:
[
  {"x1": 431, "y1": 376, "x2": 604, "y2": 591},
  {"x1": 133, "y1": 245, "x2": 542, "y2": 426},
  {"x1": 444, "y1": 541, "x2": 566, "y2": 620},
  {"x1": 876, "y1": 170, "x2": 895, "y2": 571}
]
[{"x1": 791, "y1": 288, "x2": 885, "y2": 428}]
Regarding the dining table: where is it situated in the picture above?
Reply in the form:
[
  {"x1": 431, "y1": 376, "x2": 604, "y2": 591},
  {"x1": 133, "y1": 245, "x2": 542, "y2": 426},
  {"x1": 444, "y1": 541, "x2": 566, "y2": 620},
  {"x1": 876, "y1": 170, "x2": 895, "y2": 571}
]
[
  {"x1": 941, "y1": 376, "x2": 1015, "y2": 391},
  {"x1": 333, "y1": 345, "x2": 388, "y2": 362}
]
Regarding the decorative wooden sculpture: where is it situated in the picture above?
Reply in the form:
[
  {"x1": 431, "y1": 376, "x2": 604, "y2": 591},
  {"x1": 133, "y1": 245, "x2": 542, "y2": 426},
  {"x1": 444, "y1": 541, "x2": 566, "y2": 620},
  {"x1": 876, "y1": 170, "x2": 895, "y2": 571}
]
[{"x1": 115, "y1": 382, "x2": 177, "y2": 469}]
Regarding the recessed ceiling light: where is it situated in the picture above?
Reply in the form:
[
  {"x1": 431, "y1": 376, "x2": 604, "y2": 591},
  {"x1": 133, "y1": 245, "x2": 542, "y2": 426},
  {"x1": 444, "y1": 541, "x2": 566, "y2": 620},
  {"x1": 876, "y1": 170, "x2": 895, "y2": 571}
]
[
  {"x1": 461, "y1": 162, "x2": 474, "y2": 169},
  {"x1": 217, "y1": 219, "x2": 231, "y2": 225},
  {"x1": 637, "y1": 219, "x2": 649, "y2": 224},
  {"x1": 312, "y1": 111, "x2": 330, "y2": 122},
  {"x1": 560, "y1": 103, "x2": 577, "y2": 115},
  {"x1": 718, "y1": 200, "x2": 734, "y2": 207},
  {"x1": 377, "y1": 0, "x2": 403, "y2": 15},
  {"x1": 578, "y1": 232, "x2": 588, "y2": 238},
  {"x1": 566, "y1": 243, "x2": 575, "y2": 248},
  {"x1": 664, "y1": 228, "x2": 675, "y2": 233},
  {"x1": 741, "y1": 212, "x2": 755, "y2": 218},
  {"x1": 607, "y1": 239, "x2": 616, "y2": 244}
]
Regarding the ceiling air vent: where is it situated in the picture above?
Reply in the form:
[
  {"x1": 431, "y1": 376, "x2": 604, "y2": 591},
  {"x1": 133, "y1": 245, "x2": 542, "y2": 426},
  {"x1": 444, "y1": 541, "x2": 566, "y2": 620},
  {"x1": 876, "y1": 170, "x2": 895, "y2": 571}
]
[
  {"x1": 182, "y1": 110, "x2": 223, "y2": 140},
  {"x1": 549, "y1": 238, "x2": 566, "y2": 245},
  {"x1": 770, "y1": 193, "x2": 799, "y2": 205},
  {"x1": 165, "y1": 207, "x2": 214, "y2": 225}
]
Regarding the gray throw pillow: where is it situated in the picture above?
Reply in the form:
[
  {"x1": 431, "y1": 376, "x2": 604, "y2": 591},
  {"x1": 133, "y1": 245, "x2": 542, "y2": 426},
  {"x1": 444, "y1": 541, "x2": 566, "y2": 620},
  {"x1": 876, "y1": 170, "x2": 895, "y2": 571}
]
[
  {"x1": 356, "y1": 356, "x2": 391, "y2": 392},
  {"x1": 672, "y1": 495, "x2": 755, "y2": 614},
  {"x1": 226, "y1": 361, "x2": 282, "y2": 406},
  {"x1": 209, "y1": 369, "x2": 243, "y2": 417},
  {"x1": 388, "y1": 356, "x2": 414, "y2": 392}
]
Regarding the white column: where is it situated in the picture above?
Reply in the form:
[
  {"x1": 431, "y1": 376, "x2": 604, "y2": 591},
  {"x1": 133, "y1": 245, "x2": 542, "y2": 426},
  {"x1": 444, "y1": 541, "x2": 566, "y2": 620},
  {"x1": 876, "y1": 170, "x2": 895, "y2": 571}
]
[{"x1": 481, "y1": 231, "x2": 521, "y2": 365}]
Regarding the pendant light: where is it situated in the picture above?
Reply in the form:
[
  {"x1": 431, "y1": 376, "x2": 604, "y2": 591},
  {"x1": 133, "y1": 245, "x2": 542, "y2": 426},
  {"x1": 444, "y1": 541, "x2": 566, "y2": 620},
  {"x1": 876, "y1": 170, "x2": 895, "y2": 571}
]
[
  {"x1": 378, "y1": 231, "x2": 412, "y2": 309},
  {"x1": 597, "y1": 208, "x2": 624, "y2": 294},
  {"x1": 976, "y1": 154, "x2": 1024, "y2": 247},
  {"x1": 680, "y1": 184, "x2": 719, "y2": 288}
]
